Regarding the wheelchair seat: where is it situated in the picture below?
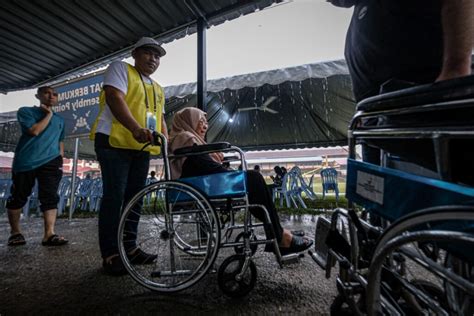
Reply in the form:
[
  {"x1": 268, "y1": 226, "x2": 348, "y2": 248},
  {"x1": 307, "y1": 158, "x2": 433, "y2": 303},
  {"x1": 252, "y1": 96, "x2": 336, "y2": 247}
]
[
  {"x1": 177, "y1": 171, "x2": 247, "y2": 199},
  {"x1": 352, "y1": 74, "x2": 474, "y2": 184},
  {"x1": 357, "y1": 74, "x2": 474, "y2": 114},
  {"x1": 312, "y1": 75, "x2": 474, "y2": 315}
]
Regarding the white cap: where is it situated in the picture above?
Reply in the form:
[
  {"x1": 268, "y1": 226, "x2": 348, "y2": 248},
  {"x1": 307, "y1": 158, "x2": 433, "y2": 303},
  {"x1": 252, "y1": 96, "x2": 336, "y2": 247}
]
[{"x1": 133, "y1": 37, "x2": 166, "y2": 57}]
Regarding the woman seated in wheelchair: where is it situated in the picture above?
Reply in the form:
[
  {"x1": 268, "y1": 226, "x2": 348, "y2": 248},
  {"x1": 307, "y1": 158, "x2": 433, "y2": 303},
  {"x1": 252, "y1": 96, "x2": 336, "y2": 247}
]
[{"x1": 169, "y1": 107, "x2": 313, "y2": 255}]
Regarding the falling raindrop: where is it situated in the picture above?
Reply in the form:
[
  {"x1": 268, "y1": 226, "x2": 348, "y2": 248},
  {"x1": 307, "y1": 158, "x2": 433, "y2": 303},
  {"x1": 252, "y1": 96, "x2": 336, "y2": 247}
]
[{"x1": 253, "y1": 87, "x2": 258, "y2": 108}]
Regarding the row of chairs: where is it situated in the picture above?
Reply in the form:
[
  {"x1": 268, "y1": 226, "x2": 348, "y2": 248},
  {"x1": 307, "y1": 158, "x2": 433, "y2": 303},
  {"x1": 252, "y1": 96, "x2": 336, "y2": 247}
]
[
  {"x1": 0, "y1": 176, "x2": 103, "y2": 216},
  {"x1": 1, "y1": 169, "x2": 339, "y2": 214},
  {"x1": 68, "y1": 177, "x2": 103, "y2": 214},
  {"x1": 271, "y1": 167, "x2": 340, "y2": 208}
]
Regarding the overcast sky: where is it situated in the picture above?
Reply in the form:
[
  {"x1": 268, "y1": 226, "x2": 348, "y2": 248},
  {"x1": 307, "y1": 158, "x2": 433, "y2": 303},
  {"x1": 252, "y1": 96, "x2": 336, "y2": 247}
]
[{"x1": 0, "y1": 0, "x2": 352, "y2": 112}]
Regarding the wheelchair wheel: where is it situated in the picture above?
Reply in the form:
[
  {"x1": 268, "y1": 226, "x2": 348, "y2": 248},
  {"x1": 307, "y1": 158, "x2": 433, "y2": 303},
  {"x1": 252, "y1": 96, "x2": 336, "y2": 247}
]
[
  {"x1": 118, "y1": 180, "x2": 220, "y2": 293},
  {"x1": 217, "y1": 254, "x2": 257, "y2": 297},
  {"x1": 365, "y1": 207, "x2": 474, "y2": 316},
  {"x1": 233, "y1": 232, "x2": 258, "y2": 255},
  {"x1": 444, "y1": 254, "x2": 474, "y2": 315}
]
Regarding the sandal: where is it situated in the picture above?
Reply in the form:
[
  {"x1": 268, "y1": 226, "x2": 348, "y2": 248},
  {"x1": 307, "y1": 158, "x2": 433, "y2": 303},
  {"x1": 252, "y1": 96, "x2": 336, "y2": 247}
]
[
  {"x1": 8, "y1": 233, "x2": 26, "y2": 246},
  {"x1": 279, "y1": 235, "x2": 313, "y2": 256},
  {"x1": 42, "y1": 234, "x2": 68, "y2": 246},
  {"x1": 291, "y1": 230, "x2": 305, "y2": 237}
]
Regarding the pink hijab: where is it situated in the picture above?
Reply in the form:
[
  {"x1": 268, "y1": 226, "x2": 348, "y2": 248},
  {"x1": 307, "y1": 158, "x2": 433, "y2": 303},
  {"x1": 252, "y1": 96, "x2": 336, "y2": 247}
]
[{"x1": 169, "y1": 107, "x2": 223, "y2": 179}]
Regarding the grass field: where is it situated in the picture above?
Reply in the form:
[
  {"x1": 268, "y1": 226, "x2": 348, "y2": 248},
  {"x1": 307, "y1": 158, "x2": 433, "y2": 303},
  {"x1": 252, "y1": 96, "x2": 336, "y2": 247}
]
[{"x1": 30, "y1": 176, "x2": 348, "y2": 219}]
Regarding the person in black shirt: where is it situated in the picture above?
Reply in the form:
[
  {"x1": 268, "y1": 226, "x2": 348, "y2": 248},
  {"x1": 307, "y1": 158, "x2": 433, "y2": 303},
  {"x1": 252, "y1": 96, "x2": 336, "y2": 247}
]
[
  {"x1": 168, "y1": 107, "x2": 312, "y2": 255},
  {"x1": 331, "y1": 0, "x2": 473, "y2": 164}
]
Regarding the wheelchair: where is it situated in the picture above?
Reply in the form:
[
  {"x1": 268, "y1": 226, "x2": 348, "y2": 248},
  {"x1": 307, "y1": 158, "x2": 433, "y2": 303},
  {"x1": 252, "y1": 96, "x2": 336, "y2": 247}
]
[
  {"x1": 116, "y1": 137, "x2": 302, "y2": 297},
  {"x1": 310, "y1": 75, "x2": 474, "y2": 315}
]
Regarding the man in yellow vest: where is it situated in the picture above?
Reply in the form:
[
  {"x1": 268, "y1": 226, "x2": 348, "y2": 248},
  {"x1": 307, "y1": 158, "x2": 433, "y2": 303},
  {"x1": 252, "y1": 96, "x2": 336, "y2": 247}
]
[{"x1": 90, "y1": 37, "x2": 168, "y2": 275}]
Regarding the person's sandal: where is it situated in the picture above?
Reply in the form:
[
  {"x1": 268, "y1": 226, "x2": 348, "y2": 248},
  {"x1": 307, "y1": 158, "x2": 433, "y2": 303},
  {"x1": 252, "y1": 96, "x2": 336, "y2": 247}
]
[
  {"x1": 278, "y1": 235, "x2": 313, "y2": 256},
  {"x1": 8, "y1": 233, "x2": 26, "y2": 246},
  {"x1": 42, "y1": 234, "x2": 68, "y2": 246},
  {"x1": 291, "y1": 230, "x2": 305, "y2": 237}
]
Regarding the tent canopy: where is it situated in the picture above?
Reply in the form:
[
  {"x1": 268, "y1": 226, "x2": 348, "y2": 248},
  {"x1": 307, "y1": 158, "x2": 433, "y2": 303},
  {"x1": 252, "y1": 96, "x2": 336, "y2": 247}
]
[
  {"x1": 0, "y1": 60, "x2": 356, "y2": 158},
  {"x1": 0, "y1": 0, "x2": 281, "y2": 93},
  {"x1": 164, "y1": 59, "x2": 355, "y2": 150}
]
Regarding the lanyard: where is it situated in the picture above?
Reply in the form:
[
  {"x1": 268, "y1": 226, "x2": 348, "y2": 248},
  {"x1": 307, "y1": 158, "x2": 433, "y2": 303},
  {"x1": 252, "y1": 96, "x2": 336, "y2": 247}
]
[{"x1": 139, "y1": 74, "x2": 157, "y2": 114}]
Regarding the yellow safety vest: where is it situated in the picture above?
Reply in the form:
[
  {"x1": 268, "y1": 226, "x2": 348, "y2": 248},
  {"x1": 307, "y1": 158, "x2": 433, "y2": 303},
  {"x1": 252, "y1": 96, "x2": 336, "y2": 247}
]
[{"x1": 90, "y1": 64, "x2": 164, "y2": 155}]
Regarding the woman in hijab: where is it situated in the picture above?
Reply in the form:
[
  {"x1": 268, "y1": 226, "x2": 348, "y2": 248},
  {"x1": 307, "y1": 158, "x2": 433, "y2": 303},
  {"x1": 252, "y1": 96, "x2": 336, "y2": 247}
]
[{"x1": 168, "y1": 107, "x2": 312, "y2": 255}]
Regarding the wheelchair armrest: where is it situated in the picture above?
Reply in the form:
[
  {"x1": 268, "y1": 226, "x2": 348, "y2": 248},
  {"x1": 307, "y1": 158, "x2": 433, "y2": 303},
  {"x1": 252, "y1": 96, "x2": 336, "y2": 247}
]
[
  {"x1": 173, "y1": 142, "x2": 231, "y2": 155},
  {"x1": 222, "y1": 155, "x2": 240, "y2": 162}
]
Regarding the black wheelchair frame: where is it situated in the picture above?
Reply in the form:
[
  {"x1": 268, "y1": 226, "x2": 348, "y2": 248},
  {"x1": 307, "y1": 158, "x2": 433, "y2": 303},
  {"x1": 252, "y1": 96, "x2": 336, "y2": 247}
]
[
  {"x1": 311, "y1": 76, "x2": 474, "y2": 315},
  {"x1": 116, "y1": 134, "x2": 302, "y2": 297}
]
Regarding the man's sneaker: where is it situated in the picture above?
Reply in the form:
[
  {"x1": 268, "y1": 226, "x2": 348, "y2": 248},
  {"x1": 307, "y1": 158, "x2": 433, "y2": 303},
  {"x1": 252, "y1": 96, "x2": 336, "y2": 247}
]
[
  {"x1": 102, "y1": 256, "x2": 127, "y2": 276},
  {"x1": 127, "y1": 248, "x2": 157, "y2": 265}
]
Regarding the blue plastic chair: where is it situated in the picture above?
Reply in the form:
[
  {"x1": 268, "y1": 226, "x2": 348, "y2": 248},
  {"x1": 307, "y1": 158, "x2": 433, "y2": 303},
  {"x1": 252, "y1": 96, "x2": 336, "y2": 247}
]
[
  {"x1": 0, "y1": 179, "x2": 13, "y2": 212},
  {"x1": 89, "y1": 178, "x2": 103, "y2": 212},
  {"x1": 72, "y1": 178, "x2": 94, "y2": 211},
  {"x1": 144, "y1": 176, "x2": 159, "y2": 205},
  {"x1": 23, "y1": 180, "x2": 39, "y2": 216},
  {"x1": 320, "y1": 168, "x2": 339, "y2": 201},
  {"x1": 272, "y1": 167, "x2": 308, "y2": 208},
  {"x1": 57, "y1": 177, "x2": 72, "y2": 215}
]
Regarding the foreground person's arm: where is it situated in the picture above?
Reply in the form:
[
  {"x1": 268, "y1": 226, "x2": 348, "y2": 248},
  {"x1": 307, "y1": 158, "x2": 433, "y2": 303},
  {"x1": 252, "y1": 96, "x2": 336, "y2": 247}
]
[{"x1": 437, "y1": 0, "x2": 474, "y2": 81}]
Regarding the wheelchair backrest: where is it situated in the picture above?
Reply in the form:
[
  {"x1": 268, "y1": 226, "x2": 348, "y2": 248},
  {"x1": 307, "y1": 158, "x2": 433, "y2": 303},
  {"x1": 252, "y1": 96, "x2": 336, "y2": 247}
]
[{"x1": 346, "y1": 159, "x2": 474, "y2": 221}]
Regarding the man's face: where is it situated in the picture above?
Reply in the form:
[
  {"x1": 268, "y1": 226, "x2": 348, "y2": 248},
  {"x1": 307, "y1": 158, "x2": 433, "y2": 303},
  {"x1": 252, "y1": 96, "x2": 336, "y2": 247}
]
[
  {"x1": 133, "y1": 46, "x2": 161, "y2": 76},
  {"x1": 36, "y1": 88, "x2": 58, "y2": 107}
]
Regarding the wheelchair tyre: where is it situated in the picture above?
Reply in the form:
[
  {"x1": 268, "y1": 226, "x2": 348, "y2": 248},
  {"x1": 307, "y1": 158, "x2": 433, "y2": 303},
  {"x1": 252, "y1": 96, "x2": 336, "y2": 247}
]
[
  {"x1": 444, "y1": 254, "x2": 474, "y2": 315},
  {"x1": 217, "y1": 254, "x2": 257, "y2": 297},
  {"x1": 118, "y1": 180, "x2": 220, "y2": 293},
  {"x1": 329, "y1": 295, "x2": 353, "y2": 316},
  {"x1": 365, "y1": 207, "x2": 474, "y2": 315},
  {"x1": 366, "y1": 229, "x2": 474, "y2": 315},
  {"x1": 233, "y1": 232, "x2": 258, "y2": 256}
]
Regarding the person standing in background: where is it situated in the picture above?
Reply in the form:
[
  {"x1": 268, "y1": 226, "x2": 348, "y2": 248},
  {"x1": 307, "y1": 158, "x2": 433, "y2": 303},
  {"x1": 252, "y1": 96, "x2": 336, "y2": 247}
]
[{"x1": 6, "y1": 86, "x2": 68, "y2": 247}]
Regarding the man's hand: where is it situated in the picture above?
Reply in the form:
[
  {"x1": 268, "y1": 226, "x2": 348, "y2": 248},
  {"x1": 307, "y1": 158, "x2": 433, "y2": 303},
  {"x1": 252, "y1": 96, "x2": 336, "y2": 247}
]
[
  {"x1": 40, "y1": 104, "x2": 53, "y2": 115},
  {"x1": 28, "y1": 104, "x2": 53, "y2": 136},
  {"x1": 132, "y1": 127, "x2": 154, "y2": 143}
]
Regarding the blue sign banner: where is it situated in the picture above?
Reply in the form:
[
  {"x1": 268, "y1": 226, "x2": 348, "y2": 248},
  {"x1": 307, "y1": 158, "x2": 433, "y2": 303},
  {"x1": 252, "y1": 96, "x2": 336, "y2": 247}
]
[{"x1": 53, "y1": 74, "x2": 104, "y2": 137}]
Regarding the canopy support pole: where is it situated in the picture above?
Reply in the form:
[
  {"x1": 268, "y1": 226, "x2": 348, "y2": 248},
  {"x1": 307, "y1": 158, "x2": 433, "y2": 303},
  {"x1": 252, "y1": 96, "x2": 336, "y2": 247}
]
[
  {"x1": 69, "y1": 138, "x2": 79, "y2": 221},
  {"x1": 197, "y1": 16, "x2": 207, "y2": 112}
]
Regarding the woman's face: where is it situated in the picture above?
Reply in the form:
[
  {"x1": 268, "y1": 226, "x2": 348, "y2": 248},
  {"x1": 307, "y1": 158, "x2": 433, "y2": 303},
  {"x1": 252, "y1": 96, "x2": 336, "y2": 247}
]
[{"x1": 195, "y1": 115, "x2": 208, "y2": 138}]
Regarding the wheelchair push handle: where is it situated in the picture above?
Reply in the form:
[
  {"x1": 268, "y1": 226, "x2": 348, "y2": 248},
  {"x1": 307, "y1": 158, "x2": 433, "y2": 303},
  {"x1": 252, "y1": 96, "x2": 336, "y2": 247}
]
[
  {"x1": 139, "y1": 131, "x2": 168, "y2": 153},
  {"x1": 173, "y1": 142, "x2": 231, "y2": 156}
]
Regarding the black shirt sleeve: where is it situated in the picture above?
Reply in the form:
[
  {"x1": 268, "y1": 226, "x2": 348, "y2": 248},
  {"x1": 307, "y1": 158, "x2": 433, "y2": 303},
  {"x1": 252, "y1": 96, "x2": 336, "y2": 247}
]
[
  {"x1": 181, "y1": 154, "x2": 228, "y2": 178},
  {"x1": 329, "y1": 0, "x2": 358, "y2": 8}
]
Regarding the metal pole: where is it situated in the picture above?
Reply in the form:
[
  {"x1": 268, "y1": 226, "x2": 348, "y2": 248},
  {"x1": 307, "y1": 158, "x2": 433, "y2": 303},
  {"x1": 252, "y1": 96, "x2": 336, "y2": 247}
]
[
  {"x1": 69, "y1": 137, "x2": 79, "y2": 221},
  {"x1": 197, "y1": 17, "x2": 207, "y2": 112}
]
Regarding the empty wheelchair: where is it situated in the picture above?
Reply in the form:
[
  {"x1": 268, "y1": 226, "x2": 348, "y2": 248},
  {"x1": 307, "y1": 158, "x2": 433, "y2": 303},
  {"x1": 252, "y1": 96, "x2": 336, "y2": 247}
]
[
  {"x1": 117, "y1": 135, "x2": 301, "y2": 297},
  {"x1": 310, "y1": 75, "x2": 474, "y2": 315}
]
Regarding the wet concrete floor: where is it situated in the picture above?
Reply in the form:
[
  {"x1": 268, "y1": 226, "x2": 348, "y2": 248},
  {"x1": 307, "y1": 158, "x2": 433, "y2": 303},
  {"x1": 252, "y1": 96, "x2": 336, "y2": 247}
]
[{"x1": 0, "y1": 214, "x2": 337, "y2": 315}]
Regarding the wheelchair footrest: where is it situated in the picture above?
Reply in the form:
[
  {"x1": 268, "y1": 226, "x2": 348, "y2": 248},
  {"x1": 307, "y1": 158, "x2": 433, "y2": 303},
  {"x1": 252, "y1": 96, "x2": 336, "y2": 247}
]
[
  {"x1": 281, "y1": 253, "x2": 304, "y2": 265},
  {"x1": 312, "y1": 216, "x2": 333, "y2": 269},
  {"x1": 309, "y1": 250, "x2": 326, "y2": 270}
]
